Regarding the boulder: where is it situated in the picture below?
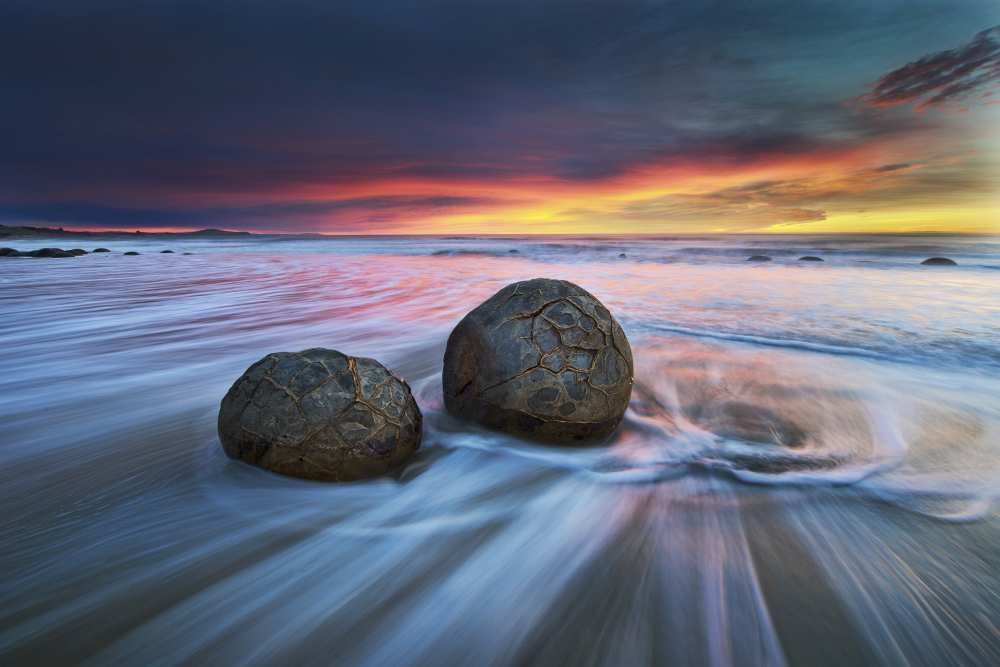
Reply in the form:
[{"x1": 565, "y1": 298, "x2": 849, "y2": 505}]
[
  {"x1": 443, "y1": 278, "x2": 633, "y2": 443},
  {"x1": 747, "y1": 255, "x2": 772, "y2": 262},
  {"x1": 93, "y1": 248, "x2": 111, "y2": 253},
  {"x1": 921, "y1": 257, "x2": 957, "y2": 266},
  {"x1": 67, "y1": 248, "x2": 88, "y2": 255},
  {"x1": 798, "y1": 256, "x2": 823, "y2": 262},
  {"x1": 618, "y1": 253, "x2": 627, "y2": 258},
  {"x1": 160, "y1": 249, "x2": 174, "y2": 253},
  {"x1": 123, "y1": 251, "x2": 140, "y2": 256},
  {"x1": 218, "y1": 349, "x2": 422, "y2": 481},
  {"x1": 0, "y1": 247, "x2": 20, "y2": 257}
]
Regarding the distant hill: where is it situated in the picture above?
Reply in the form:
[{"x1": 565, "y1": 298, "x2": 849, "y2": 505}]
[{"x1": 0, "y1": 224, "x2": 257, "y2": 239}]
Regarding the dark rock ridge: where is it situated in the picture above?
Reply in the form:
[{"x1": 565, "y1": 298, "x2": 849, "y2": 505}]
[
  {"x1": 0, "y1": 247, "x2": 78, "y2": 258},
  {"x1": 747, "y1": 255, "x2": 772, "y2": 262},
  {"x1": 921, "y1": 257, "x2": 957, "y2": 266},
  {"x1": 219, "y1": 349, "x2": 422, "y2": 481},
  {"x1": 443, "y1": 278, "x2": 634, "y2": 443},
  {"x1": 798, "y1": 256, "x2": 823, "y2": 262}
]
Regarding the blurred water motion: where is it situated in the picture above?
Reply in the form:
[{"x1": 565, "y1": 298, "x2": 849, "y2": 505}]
[{"x1": 1, "y1": 235, "x2": 998, "y2": 665}]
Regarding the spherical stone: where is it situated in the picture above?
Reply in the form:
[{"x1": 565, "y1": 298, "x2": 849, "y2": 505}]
[
  {"x1": 443, "y1": 278, "x2": 634, "y2": 443},
  {"x1": 218, "y1": 348, "x2": 422, "y2": 481}
]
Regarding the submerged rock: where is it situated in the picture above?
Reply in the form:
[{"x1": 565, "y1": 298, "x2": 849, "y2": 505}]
[
  {"x1": 921, "y1": 257, "x2": 957, "y2": 266},
  {"x1": 747, "y1": 255, "x2": 772, "y2": 262},
  {"x1": 693, "y1": 400, "x2": 807, "y2": 448},
  {"x1": 619, "y1": 253, "x2": 627, "y2": 258},
  {"x1": 123, "y1": 251, "x2": 140, "y2": 256},
  {"x1": 218, "y1": 349, "x2": 422, "y2": 481},
  {"x1": 443, "y1": 278, "x2": 634, "y2": 443},
  {"x1": 798, "y1": 256, "x2": 823, "y2": 262},
  {"x1": 160, "y1": 249, "x2": 174, "y2": 253},
  {"x1": 93, "y1": 248, "x2": 111, "y2": 253},
  {"x1": 182, "y1": 252, "x2": 194, "y2": 255}
]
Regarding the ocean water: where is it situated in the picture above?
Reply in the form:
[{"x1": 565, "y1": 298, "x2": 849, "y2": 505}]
[{"x1": 1, "y1": 234, "x2": 998, "y2": 665}]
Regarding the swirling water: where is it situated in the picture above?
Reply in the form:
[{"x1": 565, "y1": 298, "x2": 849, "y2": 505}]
[{"x1": 1, "y1": 234, "x2": 999, "y2": 665}]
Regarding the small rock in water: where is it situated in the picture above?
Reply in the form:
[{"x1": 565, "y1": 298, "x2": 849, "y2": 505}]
[
  {"x1": 921, "y1": 257, "x2": 957, "y2": 266},
  {"x1": 218, "y1": 349, "x2": 422, "y2": 481},
  {"x1": 443, "y1": 278, "x2": 634, "y2": 443},
  {"x1": 182, "y1": 252, "x2": 194, "y2": 255},
  {"x1": 67, "y1": 248, "x2": 88, "y2": 255},
  {"x1": 619, "y1": 253, "x2": 627, "y2": 258},
  {"x1": 93, "y1": 248, "x2": 111, "y2": 253},
  {"x1": 798, "y1": 256, "x2": 823, "y2": 262},
  {"x1": 123, "y1": 251, "x2": 140, "y2": 256},
  {"x1": 508, "y1": 249, "x2": 519, "y2": 254},
  {"x1": 160, "y1": 249, "x2": 174, "y2": 253},
  {"x1": 747, "y1": 255, "x2": 772, "y2": 262}
]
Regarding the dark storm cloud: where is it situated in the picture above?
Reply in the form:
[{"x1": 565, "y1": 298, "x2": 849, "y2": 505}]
[
  {"x1": 0, "y1": 1, "x2": 996, "y2": 230},
  {"x1": 0, "y1": 196, "x2": 506, "y2": 232},
  {"x1": 864, "y1": 26, "x2": 1000, "y2": 111}
]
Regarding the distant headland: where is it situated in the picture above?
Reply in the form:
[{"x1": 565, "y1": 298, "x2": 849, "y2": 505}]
[{"x1": 0, "y1": 224, "x2": 263, "y2": 239}]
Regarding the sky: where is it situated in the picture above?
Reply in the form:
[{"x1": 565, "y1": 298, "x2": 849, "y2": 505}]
[{"x1": 1, "y1": 0, "x2": 998, "y2": 235}]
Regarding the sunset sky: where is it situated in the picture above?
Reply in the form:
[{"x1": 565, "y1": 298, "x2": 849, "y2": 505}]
[{"x1": 2, "y1": 1, "x2": 998, "y2": 234}]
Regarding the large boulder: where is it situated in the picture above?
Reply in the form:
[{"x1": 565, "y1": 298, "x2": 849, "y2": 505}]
[
  {"x1": 219, "y1": 349, "x2": 422, "y2": 481},
  {"x1": 443, "y1": 278, "x2": 634, "y2": 443},
  {"x1": 921, "y1": 257, "x2": 957, "y2": 266}
]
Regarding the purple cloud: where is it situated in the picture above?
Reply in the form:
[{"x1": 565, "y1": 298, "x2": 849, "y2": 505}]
[{"x1": 864, "y1": 26, "x2": 1000, "y2": 111}]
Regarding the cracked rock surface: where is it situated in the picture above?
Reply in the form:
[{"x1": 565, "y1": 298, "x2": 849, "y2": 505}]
[
  {"x1": 218, "y1": 348, "x2": 421, "y2": 481},
  {"x1": 443, "y1": 278, "x2": 634, "y2": 443}
]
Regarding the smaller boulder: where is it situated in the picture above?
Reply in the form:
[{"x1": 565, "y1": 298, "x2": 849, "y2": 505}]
[
  {"x1": 93, "y1": 248, "x2": 111, "y2": 253},
  {"x1": 67, "y1": 248, "x2": 88, "y2": 255},
  {"x1": 921, "y1": 257, "x2": 957, "y2": 266},
  {"x1": 798, "y1": 256, "x2": 823, "y2": 262},
  {"x1": 619, "y1": 253, "x2": 627, "y2": 258},
  {"x1": 160, "y1": 249, "x2": 174, "y2": 253},
  {"x1": 123, "y1": 251, "x2": 140, "y2": 256},
  {"x1": 219, "y1": 349, "x2": 422, "y2": 481},
  {"x1": 747, "y1": 255, "x2": 772, "y2": 262},
  {"x1": 0, "y1": 247, "x2": 20, "y2": 257},
  {"x1": 182, "y1": 252, "x2": 194, "y2": 255}
]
